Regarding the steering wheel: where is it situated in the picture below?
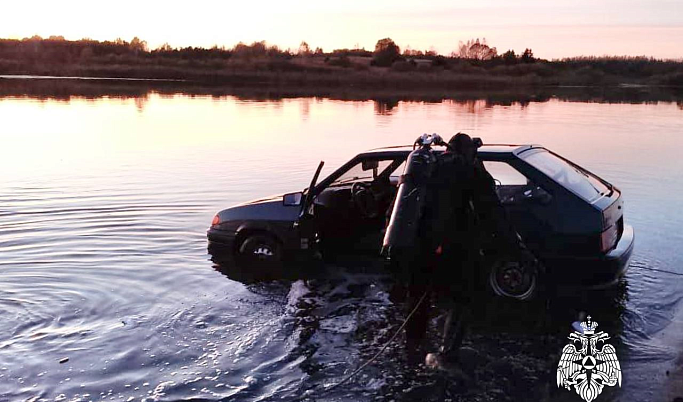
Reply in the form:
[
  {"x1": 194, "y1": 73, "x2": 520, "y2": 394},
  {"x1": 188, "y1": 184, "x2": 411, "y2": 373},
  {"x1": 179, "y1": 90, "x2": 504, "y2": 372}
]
[{"x1": 351, "y1": 181, "x2": 379, "y2": 218}]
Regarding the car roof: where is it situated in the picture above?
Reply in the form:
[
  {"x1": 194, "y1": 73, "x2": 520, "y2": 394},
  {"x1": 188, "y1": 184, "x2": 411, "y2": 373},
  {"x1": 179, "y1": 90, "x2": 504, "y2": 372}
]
[{"x1": 359, "y1": 144, "x2": 539, "y2": 159}]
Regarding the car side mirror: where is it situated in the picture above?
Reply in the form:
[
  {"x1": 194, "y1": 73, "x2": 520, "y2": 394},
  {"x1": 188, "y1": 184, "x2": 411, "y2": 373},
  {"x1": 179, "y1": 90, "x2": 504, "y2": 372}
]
[
  {"x1": 362, "y1": 160, "x2": 379, "y2": 171},
  {"x1": 362, "y1": 160, "x2": 379, "y2": 178},
  {"x1": 283, "y1": 192, "x2": 303, "y2": 206}
]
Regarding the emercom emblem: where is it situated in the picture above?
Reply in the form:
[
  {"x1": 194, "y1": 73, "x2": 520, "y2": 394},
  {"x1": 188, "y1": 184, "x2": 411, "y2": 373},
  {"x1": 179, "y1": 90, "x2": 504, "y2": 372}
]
[{"x1": 557, "y1": 315, "x2": 622, "y2": 401}]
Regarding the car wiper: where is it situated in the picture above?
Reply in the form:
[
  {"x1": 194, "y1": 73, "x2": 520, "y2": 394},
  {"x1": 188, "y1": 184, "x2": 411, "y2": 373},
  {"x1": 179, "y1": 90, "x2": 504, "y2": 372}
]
[
  {"x1": 574, "y1": 166, "x2": 613, "y2": 196},
  {"x1": 574, "y1": 168, "x2": 600, "y2": 194},
  {"x1": 574, "y1": 167, "x2": 590, "y2": 179},
  {"x1": 604, "y1": 182, "x2": 614, "y2": 197}
]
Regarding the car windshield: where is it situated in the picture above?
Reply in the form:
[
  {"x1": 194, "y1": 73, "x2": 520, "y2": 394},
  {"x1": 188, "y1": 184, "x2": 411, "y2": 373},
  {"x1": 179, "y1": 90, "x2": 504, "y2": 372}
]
[
  {"x1": 329, "y1": 159, "x2": 397, "y2": 186},
  {"x1": 522, "y1": 149, "x2": 611, "y2": 202}
]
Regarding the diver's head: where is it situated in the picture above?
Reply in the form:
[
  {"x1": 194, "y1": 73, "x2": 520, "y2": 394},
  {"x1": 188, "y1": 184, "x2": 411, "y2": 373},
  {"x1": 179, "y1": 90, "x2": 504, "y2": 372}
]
[{"x1": 448, "y1": 133, "x2": 478, "y2": 164}]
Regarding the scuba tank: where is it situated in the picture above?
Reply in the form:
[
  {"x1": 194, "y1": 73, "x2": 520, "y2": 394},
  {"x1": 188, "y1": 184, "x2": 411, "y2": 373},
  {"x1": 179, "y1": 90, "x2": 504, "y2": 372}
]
[{"x1": 382, "y1": 133, "x2": 446, "y2": 261}]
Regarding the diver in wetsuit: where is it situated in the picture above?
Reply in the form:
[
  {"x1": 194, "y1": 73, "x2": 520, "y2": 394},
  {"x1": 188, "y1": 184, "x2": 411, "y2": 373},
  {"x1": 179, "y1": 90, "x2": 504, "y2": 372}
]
[{"x1": 404, "y1": 133, "x2": 534, "y2": 363}]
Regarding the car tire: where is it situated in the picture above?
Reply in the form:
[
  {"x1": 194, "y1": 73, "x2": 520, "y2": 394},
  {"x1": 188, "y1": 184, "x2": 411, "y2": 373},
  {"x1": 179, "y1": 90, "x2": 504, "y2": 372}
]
[
  {"x1": 488, "y1": 258, "x2": 537, "y2": 301},
  {"x1": 238, "y1": 234, "x2": 282, "y2": 263}
]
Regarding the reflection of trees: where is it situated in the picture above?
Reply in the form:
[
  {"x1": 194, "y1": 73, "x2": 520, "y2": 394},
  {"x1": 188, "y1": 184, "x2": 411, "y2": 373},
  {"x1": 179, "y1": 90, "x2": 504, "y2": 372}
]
[
  {"x1": 459, "y1": 99, "x2": 486, "y2": 114},
  {"x1": 0, "y1": 78, "x2": 150, "y2": 101},
  {"x1": 1, "y1": 78, "x2": 682, "y2": 109},
  {"x1": 300, "y1": 98, "x2": 311, "y2": 120},
  {"x1": 374, "y1": 98, "x2": 399, "y2": 115},
  {"x1": 134, "y1": 95, "x2": 148, "y2": 112}
]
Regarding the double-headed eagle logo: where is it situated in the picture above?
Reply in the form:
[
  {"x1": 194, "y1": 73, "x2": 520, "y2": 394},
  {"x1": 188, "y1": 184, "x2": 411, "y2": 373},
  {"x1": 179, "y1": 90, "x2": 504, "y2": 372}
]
[{"x1": 557, "y1": 315, "x2": 622, "y2": 402}]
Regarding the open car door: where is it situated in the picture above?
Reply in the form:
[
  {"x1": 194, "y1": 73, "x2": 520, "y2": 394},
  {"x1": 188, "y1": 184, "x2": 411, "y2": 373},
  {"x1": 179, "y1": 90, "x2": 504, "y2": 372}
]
[{"x1": 295, "y1": 161, "x2": 324, "y2": 251}]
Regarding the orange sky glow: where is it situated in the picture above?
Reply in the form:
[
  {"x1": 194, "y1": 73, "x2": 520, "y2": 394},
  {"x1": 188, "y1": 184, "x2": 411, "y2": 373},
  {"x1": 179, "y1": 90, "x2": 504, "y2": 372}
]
[{"x1": 2, "y1": 0, "x2": 682, "y2": 59}]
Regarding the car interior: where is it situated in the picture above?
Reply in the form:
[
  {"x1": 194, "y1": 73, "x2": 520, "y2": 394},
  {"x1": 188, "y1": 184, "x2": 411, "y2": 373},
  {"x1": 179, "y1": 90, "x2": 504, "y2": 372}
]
[
  {"x1": 483, "y1": 161, "x2": 550, "y2": 206},
  {"x1": 313, "y1": 157, "x2": 404, "y2": 254},
  {"x1": 312, "y1": 157, "x2": 552, "y2": 256}
]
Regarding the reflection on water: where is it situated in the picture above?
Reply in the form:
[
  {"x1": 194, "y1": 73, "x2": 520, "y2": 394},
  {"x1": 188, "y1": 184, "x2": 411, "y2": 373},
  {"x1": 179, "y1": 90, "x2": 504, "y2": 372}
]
[
  {"x1": 374, "y1": 98, "x2": 400, "y2": 115},
  {"x1": 1, "y1": 78, "x2": 682, "y2": 401},
  {"x1": 2, "y1": 76, "x2": 683, "y2": 107}
]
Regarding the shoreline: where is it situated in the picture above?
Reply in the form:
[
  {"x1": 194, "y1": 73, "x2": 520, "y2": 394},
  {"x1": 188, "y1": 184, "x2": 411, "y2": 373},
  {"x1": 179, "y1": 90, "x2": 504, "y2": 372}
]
[
  {"x1": 0, "y1": 74, "x2": 185, "y2": 82},
  {"x1": 2, "y1": 73, "x2": 679, "y2": 88},
  {"x1": 2, "y1": 58, "x2": 682, "y2": 90},
  {"x1": 1, "y1": 75, "x2": 682, "y2": 106}
]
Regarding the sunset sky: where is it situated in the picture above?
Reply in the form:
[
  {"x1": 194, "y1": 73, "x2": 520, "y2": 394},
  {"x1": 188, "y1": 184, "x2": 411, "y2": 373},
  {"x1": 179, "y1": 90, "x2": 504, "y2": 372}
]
[{"x1": 3, "y1": 0, "x2": 682, "y2": 59}]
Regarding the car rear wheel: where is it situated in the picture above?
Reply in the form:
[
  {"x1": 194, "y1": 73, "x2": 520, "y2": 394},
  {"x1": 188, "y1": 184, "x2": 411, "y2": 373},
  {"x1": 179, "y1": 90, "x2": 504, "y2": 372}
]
[
  {"x1": 489, "y1": 258, "x2": 537, "y2": 301},
  {"x1": 238, "y1": 234, "x2": 282, "y2": 263}
]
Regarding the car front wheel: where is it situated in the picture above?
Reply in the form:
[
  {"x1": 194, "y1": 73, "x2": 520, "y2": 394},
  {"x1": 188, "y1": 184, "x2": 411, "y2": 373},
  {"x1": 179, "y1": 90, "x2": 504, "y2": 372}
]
[
  {"x1": 488, "y1": 258, "x2": 537, "y2": 301},
  {"x1": 238, "y1": 234, "x2": 282, "y2": 263}
]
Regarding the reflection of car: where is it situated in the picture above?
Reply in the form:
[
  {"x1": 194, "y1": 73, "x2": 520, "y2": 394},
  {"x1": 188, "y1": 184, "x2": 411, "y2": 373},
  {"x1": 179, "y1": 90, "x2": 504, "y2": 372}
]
[{"x1": 208, "y1": 144, "x2": 634, "y2": 292}]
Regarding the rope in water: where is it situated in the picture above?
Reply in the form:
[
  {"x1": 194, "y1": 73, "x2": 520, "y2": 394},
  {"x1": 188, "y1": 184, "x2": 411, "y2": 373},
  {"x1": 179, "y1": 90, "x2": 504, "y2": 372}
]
[
  {"x1": 322, "y1": 290, "x2": 429, "y2": 393},
  {"x1": 634, "y1": 265, "x2": 683, "y2": 277},
  {"x1": 320, "y1": 264, "x2": 680, "y2": 394}
]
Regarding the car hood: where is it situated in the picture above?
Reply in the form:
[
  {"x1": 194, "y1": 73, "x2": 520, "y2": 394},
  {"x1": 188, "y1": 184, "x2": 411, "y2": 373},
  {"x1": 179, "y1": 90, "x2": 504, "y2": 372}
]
[
  {"x1": 234, "y1": 194, "x2": 284, "y2": 207},
  {"x1": 217, "y1": 194, "x2": 300, "y2": 222}
]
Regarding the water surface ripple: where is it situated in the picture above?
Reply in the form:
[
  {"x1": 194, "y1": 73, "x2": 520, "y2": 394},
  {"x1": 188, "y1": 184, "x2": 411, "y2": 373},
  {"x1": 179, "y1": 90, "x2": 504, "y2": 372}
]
[{"x1": 1, "y1": 84, "x2": 682, "y2": 401}]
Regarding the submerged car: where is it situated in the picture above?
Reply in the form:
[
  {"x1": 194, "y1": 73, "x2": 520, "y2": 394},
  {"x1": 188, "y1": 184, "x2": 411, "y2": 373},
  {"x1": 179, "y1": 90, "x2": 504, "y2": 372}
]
[{"x1": 208, "y1": 143, "x2": 634, "y2": 297}]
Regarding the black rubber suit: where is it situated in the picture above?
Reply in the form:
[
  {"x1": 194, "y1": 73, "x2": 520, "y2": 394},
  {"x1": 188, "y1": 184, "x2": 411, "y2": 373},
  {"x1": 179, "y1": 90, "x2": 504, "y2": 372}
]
[{"x1": 404, "y1": 133, "x2": 524, "y2": 359}]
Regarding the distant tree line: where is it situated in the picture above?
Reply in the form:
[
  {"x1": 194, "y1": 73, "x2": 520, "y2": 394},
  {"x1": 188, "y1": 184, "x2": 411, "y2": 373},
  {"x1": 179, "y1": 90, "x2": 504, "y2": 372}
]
[
  {"x1": 0, "y1": 36, "x2": 290, "y2": 64},
  {"x1": 0, "y1": 35, "x2": 681, "y2": 87},
  {"x1": 369, "y1": 37, "x2": 537, "y2": 67}
]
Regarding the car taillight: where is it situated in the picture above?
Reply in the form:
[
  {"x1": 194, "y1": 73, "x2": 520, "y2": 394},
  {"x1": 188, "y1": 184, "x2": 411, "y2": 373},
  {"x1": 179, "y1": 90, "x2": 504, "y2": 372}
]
[
  {"x1": 211, "y1": 215, "x2": 220, "y2": 226},
  {"x1": 600, "y1": 224, "x2": 618, "y2": 253}
]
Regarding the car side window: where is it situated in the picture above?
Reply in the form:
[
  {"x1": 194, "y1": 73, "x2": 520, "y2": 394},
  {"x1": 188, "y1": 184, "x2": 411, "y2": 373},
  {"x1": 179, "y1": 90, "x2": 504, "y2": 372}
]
[
  {"x1": 483, "y1": 161, "x2": 550, "y2": 205},
  {"x1": 484, "y1": 161, "x2": 528, "y2": 186}
]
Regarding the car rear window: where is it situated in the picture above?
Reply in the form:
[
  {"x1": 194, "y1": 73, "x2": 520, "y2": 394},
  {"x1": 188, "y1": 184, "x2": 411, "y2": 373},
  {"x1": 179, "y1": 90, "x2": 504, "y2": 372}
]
[{"x1": 522, "y1": 150, "x2": 611, "y2": 202}]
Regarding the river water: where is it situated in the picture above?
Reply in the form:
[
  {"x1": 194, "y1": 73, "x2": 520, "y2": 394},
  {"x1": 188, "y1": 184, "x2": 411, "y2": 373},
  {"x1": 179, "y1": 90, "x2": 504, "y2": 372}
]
[{"x1": 1, "y1": 79, "x2": 682, "y2": 402}]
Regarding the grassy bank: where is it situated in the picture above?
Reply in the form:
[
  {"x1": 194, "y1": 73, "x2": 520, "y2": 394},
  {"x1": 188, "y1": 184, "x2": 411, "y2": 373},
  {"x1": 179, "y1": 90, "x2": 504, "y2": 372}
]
[{"x1": 2, "y1": 37, "x2": 683, "y2": 90}]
